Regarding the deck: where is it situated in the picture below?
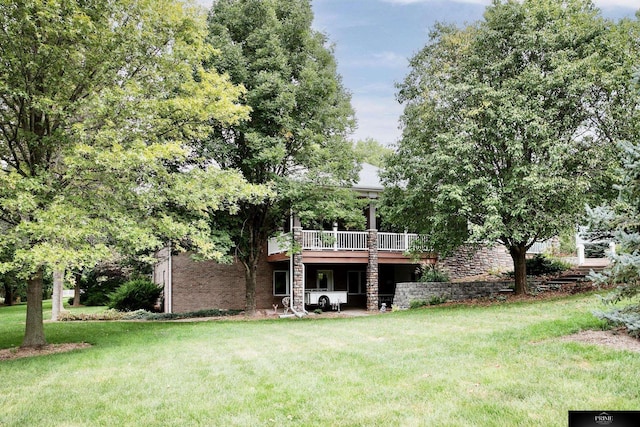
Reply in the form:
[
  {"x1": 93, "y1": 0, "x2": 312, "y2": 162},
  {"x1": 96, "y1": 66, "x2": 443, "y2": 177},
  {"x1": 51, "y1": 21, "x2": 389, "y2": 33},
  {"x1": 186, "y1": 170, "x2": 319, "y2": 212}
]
[{"x1": 267, "y1": 230, "x2": 434, "y2": 264}]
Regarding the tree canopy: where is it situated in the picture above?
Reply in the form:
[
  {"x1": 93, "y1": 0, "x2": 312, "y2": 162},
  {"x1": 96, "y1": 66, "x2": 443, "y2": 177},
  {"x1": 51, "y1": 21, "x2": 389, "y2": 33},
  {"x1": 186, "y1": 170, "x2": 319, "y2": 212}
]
[
  {"x1": 354, "y1": 138, "x2": 393, "y2": 168},
  {"x1": 383, "y1": 0, "x2": 640, "y2": 293},
  {"x1": 204, "y1": 0, "x2": 362, "y2": 313},
  {"x1": 0, "y1": 0, "x2": 267, "y2": 347}
]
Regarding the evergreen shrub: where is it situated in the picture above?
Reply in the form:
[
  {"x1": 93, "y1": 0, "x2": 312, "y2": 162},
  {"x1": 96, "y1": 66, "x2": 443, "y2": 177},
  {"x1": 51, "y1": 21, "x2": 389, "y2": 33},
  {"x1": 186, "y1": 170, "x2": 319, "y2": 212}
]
[{"x1": 108, "y1": 278, "x2": 162, "y2": 312}]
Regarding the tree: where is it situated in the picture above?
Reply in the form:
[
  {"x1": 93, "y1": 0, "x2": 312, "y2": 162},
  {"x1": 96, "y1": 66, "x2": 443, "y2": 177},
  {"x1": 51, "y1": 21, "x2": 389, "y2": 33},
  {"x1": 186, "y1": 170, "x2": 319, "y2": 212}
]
[
  {"x1": 354, "y1": 138, "x2": 393, "y2": 168},
  {"x1": 0, "y1": 0, "x2": 266, "y2": 347},
  {"x1": 589, "y1": 137, "x2": 640, "y2": 337},
  {"x1": 383, "y1": 0, "x2": 640, "y2": 294},
  {"x1": 204, "y1": 0, "x2": 362, "y2": 314},
  {"x1": 587, "y1": 64, "x2": 640, "y2": 335}
]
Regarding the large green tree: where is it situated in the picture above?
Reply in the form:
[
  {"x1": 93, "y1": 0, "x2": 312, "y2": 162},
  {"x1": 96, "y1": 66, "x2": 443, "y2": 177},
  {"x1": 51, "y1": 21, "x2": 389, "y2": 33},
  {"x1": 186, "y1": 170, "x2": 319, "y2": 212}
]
[
  {"x1": 205, "y1": 0, "x2": 362, "y2": 314},
  {"x1": 0, "y1": 0, "x2": 266, "y2": 347},
  {"x1": 383, "y1": 0, "x2": 640, "y2": 293},
  {"x1": 354, "y1": 138, "x2": 393, "y2": 168}
]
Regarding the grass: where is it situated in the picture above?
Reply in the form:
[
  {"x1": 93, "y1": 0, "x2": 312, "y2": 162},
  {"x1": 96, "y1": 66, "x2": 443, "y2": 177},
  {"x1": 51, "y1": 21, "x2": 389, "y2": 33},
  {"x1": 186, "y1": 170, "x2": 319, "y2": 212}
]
[{"x1": 1, "y1": 295, "x2": 639, "y2": 426}]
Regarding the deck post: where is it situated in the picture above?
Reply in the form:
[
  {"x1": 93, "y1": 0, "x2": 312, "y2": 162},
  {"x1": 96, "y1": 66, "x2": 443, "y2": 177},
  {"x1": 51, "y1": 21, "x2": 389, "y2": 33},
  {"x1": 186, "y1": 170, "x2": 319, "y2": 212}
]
[
  {"x1": 366, "y1": 229, "x2": 379, "y2": 311},
  {"x1": 577, "y1": 243, "x2": 585, "y2": 265}
]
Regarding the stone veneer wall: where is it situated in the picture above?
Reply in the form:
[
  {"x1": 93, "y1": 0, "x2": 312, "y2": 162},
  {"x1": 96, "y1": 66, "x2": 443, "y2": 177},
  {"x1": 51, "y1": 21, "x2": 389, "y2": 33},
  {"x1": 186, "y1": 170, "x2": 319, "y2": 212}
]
[
  {"x1": 292, "y1": 226, "x2": 304, "y2": 311},
  {"x1": 393, "y1": 281, "x2": 514, "y2": 309},
  {"x1": 439, "y1": 245, "x2": 513, "y2": 279},
  {"x1": 366, "y1": 229, "x2": 379, "y2": 311}
]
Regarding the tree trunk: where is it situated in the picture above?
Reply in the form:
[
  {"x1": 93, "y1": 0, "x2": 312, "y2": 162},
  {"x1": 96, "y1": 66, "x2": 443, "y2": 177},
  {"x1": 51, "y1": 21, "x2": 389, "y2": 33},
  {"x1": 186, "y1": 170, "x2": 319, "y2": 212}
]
[
  {"x1": 3, "y1": 282, "x2": 13, "y2": 306},
  {"x1": 509, "y1": 245, "x2": 528, "y2": 295},
  {"x1": 244, "y1": 261, "x2": 257, "y2": 316},
  {"x1": 73, "y1": 274, "x2": 81, "y2": 307},
  {"x1": 51, "y1": 268, "x2": 65, "y2": 321},
  {"x1": 22, "y1": 268, "x2": 47, "y2": 348}
]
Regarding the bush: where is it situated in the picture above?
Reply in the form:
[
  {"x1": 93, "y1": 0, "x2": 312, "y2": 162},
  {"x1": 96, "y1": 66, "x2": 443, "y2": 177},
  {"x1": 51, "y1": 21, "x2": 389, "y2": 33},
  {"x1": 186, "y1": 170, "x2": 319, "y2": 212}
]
[
  {"x1": 507, "y1": 254, "x2": 570, "y2": 277},
  {"x1": 584, "y1": 242, "x2": 608, "y2": 258},
  {"x1": 418, "y1": 264, "x2": 450, "y2": 282},
  {"x1": 409, "y1": 295, "x2": 447, "y2": 309},
  {"x1": 58, "y1": 308, "x2": 242, "y2": 321},
  {"x1": 410, "y1": 299, "x2": 427, "y2": 309},
  {"x1": 527, "y1": 254, "x2": 570, "y2": 276},
  {"x1": 58, "y1": 309, "x2": 127, "y2": 321},
  {"x1": 78, "y1": 267, "x2": 129, "y2": 306},
  {"x1": 108, "y1": 278, "x2": 162, "y2": 312}
]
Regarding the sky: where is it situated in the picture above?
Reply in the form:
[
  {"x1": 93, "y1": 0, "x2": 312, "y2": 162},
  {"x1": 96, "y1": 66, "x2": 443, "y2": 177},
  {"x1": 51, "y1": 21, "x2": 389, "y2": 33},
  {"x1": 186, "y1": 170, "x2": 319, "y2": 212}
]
[{"x1": 195, "y1": 0, "x2": 640, "y2": 146}]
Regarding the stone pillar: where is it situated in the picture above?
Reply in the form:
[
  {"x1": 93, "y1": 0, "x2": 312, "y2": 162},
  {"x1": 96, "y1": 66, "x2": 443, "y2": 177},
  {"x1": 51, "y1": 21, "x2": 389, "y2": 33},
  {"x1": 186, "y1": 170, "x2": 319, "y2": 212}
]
[
  {"x1": 292, "y1": 225, "x2": 305, "y2": 311},
  {"x1": 366, "y1": 229, "x2": 379, "y2": 311}
]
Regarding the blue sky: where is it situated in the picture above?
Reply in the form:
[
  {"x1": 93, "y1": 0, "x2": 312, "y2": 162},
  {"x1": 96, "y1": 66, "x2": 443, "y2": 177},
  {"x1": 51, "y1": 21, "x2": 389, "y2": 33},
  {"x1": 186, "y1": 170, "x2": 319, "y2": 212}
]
[{"x1": 196, "y1": 0, "x2": 640, "y2": 146}]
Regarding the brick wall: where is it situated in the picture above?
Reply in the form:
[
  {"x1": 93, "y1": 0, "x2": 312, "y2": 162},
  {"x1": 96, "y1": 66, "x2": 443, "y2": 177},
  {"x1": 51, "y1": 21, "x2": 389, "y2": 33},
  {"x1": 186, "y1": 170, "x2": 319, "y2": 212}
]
[
  {"x1": 440, "y1": 245, "x2": 513, "y2": 279},
  {"x1": 393, "y1": 281, "x2": 514, "y2": 309},
  {"x1": 170, "y1": 252, "x2": 276, "y2": 313}
]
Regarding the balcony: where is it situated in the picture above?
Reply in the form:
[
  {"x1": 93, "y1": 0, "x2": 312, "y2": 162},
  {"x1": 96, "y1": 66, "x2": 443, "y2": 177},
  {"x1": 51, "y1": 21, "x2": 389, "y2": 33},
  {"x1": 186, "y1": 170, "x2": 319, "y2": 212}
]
[{"x1": 268, "y1": 230, "x2": 429, "y2": 255}]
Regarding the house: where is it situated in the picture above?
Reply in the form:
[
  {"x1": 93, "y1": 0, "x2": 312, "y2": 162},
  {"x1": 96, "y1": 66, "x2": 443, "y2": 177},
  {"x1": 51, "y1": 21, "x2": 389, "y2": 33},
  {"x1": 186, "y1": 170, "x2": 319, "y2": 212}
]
[{"x1": 153, "y1": 163, "x2": 438, "y2": 314}]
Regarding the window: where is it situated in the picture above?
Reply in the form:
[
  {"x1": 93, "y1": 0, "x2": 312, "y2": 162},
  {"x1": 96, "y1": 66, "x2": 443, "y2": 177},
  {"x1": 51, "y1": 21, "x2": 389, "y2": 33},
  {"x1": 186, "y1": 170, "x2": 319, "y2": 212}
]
[
  {"x1": 273, "y1": 270, "x2": 289, "y2": 296},
  {"x1": 316, "y1": 270, "x2": 334, "y2": 290},
  {"x1": 348, "y1": 271, "x2": 366, "y2": 294}
]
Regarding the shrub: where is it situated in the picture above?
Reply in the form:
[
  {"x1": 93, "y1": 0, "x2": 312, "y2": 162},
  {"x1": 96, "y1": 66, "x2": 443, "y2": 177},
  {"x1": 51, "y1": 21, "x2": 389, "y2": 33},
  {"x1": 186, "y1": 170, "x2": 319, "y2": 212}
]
[
  {"x1": 507, "y1": 254, "x2": 570, "y2": 277},
  {"x1": 527, "y1": 254, "x2": 571, "y2": 276},
  {"x1": 58, "y1": 309, "x2": 126, "y2": 321},
  {"x1": 58, "y1": 308, "x2": 242, "y2": 321},
  {"x1": 428, "y1": 295, "x2": 447, "y2": 305},
  {"x1": 584, "y1": 242, "x2": 608, "y2": 258},
  {"x1": 409, "y1": 295, "x2": 447, "y2": 309},
  {"x1": 418, "y1": 264, "x2": 450, "y2": 282},
  {"x1": 79, "y1": 267, "x2": 129, "y2": 306},
  {"x1": 409, "y1": 299, "x2": 427, "y2": 309},
  {"x1": 108, "y1": 279, "x2": 162, "y2": 312}
]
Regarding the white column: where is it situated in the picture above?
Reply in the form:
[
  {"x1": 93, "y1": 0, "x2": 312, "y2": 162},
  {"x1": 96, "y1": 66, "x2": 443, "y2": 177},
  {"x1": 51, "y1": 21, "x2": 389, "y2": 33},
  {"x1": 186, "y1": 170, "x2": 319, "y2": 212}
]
[{"x1": 577, "y1": 244, "x2": 585, "y2": 265}]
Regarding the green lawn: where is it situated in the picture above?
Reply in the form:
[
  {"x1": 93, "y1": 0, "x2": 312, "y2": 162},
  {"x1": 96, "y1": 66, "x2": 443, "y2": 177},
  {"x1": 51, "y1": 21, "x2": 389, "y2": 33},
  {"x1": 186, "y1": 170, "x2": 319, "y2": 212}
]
[{"x1": 1, "y1": 295, "x2": 639, "y2": 426}]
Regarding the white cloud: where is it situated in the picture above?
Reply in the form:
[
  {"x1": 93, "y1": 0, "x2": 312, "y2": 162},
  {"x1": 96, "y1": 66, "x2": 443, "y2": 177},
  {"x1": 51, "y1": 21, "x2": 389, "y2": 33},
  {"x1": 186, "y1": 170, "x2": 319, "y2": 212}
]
[
  {"x1": 382, "y1": 0, "x2": 489, "y2": 4},
  {"x1": 351, "y1": 95, "x2": 404, "y2": 145},
  {"x1": 382, "y1": 0, "x2": 640, "y2": 9},
  {"x1": 595, "y1": 0, "x2": 640, "y2": 7},
  {"x1": 347, "y1": 51, "x2": 408, "y2": 69}
]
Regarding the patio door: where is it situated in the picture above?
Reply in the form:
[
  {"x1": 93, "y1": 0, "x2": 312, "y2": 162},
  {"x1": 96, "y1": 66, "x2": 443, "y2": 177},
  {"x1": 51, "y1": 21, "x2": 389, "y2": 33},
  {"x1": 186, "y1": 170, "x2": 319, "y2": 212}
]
[
  {"x1": 316, "y1": 270, "x2": 334, "y2": 291},
  {"x1": 348, "y1": 271, "x2": 366, "y2": 295}
]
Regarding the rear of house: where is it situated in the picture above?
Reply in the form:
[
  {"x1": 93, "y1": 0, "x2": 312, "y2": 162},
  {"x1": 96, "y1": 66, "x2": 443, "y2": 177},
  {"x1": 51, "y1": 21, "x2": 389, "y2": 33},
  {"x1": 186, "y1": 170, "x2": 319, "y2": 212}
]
[{"x1": 153, "y1": 163, "x2": 516, "y2": 313}]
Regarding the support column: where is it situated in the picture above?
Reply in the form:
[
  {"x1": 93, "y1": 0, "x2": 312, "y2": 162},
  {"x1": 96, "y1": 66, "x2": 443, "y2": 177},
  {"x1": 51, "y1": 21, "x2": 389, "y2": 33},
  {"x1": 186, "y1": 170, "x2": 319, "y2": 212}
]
[
  {"x1": 577, "y1": 243, "x2": 585, "y2": 265},
  {"x1": 368, "y1": 201, "x2": 377, "y2": 230},
  {"x1": 366, "y1": 229, "x2": 379, "y2": 311},
  {"x1": 292, "y1": 225, "x2": 305, "y2": 312}
]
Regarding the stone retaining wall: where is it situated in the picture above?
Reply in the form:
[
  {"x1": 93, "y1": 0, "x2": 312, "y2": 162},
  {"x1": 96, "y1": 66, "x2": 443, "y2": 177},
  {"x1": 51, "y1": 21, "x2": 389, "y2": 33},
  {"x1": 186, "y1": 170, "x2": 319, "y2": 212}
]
[
  {"x1": 393, "y1": 281, "x2": 514, "y2": 309},
  {"x1": 440, "y1": 245, "x2": 513, "y2": 279}
]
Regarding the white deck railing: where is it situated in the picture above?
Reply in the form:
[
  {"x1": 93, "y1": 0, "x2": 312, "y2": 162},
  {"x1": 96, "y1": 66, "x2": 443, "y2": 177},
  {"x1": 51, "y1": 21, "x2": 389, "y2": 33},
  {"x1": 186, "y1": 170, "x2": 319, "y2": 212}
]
[
  {"x1": 302, "y1": 230, "x2": 368, "y2": 251},
  {"x1": 267, "y1": 230, "x2": 429, "y2": 255},
  {"x1": 378, "y1": 232, "x2": 429, "y2": 252},
  {"x1": 527, "y1": 240, "x2": 554, "y2": 255}
]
